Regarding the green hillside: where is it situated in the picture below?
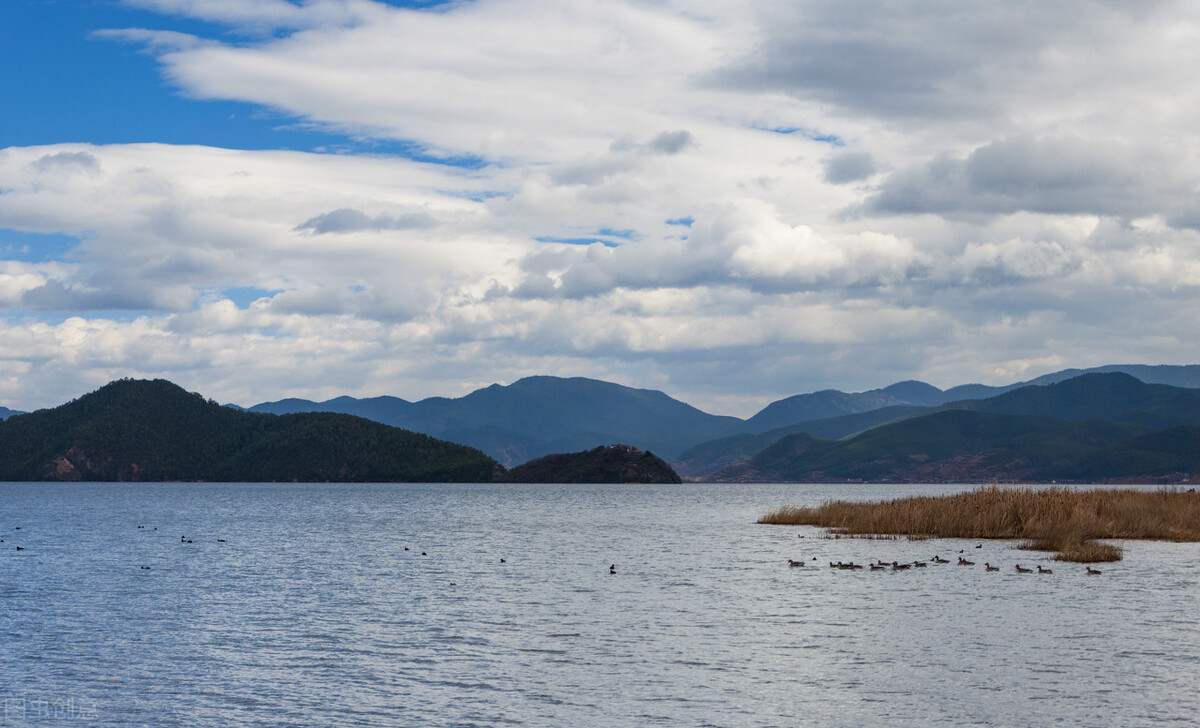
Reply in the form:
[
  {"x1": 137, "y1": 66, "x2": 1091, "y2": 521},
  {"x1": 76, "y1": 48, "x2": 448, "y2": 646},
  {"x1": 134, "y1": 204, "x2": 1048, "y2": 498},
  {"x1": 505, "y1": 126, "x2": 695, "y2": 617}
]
[{"x1": 0, "y1": 379, "x2": 500, "y2": 482}]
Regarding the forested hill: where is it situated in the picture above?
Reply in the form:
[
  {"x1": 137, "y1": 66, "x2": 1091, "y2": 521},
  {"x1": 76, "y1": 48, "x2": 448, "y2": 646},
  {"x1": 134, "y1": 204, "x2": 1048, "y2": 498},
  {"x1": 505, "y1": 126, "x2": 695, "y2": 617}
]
[
  {"x1": 498, "y1": 444, "x2": 682, "y2": 484},
  {"x1": 0, "y1": 379, "x2": 500, "y2": 482}
]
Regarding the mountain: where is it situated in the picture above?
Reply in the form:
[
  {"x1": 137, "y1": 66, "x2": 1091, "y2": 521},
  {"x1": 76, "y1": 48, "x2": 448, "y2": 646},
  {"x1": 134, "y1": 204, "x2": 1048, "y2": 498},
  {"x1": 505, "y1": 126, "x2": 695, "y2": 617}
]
[
  {"x1": 712, "y1": 410, "x2": 1152, "y2": 482},
  {"x1": 249, "y1": 376, "x2": 745, "y2": 466},
  {"x1": 742, "y1": 365, "x2": 1200, "y2": 434},
  {"x1": 744, "y1": 382, "x2": 942, "y2": 433},
  {"x1": 0, "y1": 406, "x2": 22, "y2": 421},
  {"x1": 945, "y1": 372, "x2": 1200, "y2": 428},
  {"x1": 710, "y1": 373, "x2": 1200, "y2": 483},
  {"x1": 0, "y1": 379, "x2": 499, "y2": 482},
  {"x1": 674, "y1": 405, "x2": 927, "y2": 479},
  {"x1": 938, "y1": 364, "x2": 1200, "y2": 402},
  {"x1": 498, "y1": 444, "x2": 681, "y2": 484},
  {"x1": 1060, "y1": 425, "x2": 1200, "y2": 481}
]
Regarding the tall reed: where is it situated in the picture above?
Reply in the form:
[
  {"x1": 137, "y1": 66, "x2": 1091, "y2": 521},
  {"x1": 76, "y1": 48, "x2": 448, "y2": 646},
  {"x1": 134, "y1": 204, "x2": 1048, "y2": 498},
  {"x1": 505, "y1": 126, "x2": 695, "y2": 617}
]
[{"x1": 758, "y1": 487, "x2": 1200, "y2": 562}]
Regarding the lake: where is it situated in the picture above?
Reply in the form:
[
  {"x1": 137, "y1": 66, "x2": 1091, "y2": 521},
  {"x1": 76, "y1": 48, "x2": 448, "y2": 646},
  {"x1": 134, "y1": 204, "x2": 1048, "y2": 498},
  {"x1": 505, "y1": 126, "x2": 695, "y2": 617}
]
[{"x1": 1, "y1": 481, "x2": 1197, "y2": 727}]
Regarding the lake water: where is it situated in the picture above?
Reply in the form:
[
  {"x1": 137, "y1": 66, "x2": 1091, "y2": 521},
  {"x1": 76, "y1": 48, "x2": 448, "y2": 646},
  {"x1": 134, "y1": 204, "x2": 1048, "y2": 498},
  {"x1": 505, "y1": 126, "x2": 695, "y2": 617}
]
[{"x1": 1, "y1": 481, "x2": 1197, "y2": 727}]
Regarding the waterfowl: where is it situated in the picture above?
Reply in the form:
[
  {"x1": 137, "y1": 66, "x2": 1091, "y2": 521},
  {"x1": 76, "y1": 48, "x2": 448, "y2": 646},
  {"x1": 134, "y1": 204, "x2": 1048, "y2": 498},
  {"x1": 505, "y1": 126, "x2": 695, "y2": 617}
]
[
  {"x1": 1086, "y1": 566, "x2": 1102, "y2": 575},
  {"x1": 15, "y1": 546, "x2": 23, "y2": 551},
  {"x1": 931, "y1": 555, "x2": 950, "y2": 564},
  {"x1": 500, "y1": 558, "x2": 506, "y2": 563},
  {"x1": 1015, "y1": 564, "x2": 1033, "y2": 573},
  {"x1": 958, "y1": 557, "x2": 975, "y2": 566},
  {"x1": 422, "y1": 552, "x2": 427, "y2": 556},
  {"x1": 217, "y1": 539, "x2": 226, "y2": 543},
  {"x1": 787, "y1": 559, "x2": 805, "y2": 567},
  {"x1": 1037, "y1": 565, "x2": 1053, "y2": 574},
  {"x1": 870, "y1": 563, "x2": 885, "y2": 570},
  {"x1": 912, "y1": 561, "x2": 927, "y2": 567},
  {"x1": 140, "y1": 565, "x2": 151, "y2": 570},
  {"x1": 985, "y1": 563, "x2": 999, "y2": 571},
  {"x1": 891, "y1": 561, "x2": 911, "y2": 570},
  {"x1": 609, "y1": 564, "x2": 616, "y2": 574}
]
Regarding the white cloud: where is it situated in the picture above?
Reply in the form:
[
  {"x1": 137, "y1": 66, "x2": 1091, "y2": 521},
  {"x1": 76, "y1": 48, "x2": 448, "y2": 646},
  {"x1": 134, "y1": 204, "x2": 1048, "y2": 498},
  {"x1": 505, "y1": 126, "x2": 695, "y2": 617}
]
[{"x1": 3, "y1": 0, "x2": 1200, "y2": 415}]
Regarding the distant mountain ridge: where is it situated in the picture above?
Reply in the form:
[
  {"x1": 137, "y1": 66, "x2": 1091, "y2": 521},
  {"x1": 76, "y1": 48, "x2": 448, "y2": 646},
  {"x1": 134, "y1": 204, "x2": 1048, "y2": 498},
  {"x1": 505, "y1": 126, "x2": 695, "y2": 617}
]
[
  {"x1": 249, "y1": 376, "x2": 744, "y2": 467},
  {"x1": 0, "y1": 406, "x2": 21, "y2": 421},
  {"x1": 711, "y1": 374, "x2": 1200, "y2": 483},
  {"x1": 244, "y1": 364, "x2": 1200, "y2": 470}
]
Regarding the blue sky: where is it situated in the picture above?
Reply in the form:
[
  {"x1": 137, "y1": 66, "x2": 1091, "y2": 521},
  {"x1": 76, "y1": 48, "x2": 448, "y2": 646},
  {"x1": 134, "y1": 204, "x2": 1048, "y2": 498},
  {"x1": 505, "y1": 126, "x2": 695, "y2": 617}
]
[{"x1": 3, "y1": 0, "x2": 1200, "y2": 414}]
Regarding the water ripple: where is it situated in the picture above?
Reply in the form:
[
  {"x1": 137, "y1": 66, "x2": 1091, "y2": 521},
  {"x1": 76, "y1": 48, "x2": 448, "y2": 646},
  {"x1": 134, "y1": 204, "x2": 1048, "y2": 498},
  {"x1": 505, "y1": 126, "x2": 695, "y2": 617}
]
[{"x1": 1, "y1": 481, "x2": 1198, "y2": 727}]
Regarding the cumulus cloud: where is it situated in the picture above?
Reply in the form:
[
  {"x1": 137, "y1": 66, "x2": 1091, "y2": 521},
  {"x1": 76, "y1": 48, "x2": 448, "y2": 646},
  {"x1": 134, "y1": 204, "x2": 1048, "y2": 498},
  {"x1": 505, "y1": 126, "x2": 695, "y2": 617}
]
[
  {"x1": 859, "y1": 135, "x2": 1188, "y2": 221},
  {"x1": 3, "y1": 0, "x2": 1200, "y2": 414}
]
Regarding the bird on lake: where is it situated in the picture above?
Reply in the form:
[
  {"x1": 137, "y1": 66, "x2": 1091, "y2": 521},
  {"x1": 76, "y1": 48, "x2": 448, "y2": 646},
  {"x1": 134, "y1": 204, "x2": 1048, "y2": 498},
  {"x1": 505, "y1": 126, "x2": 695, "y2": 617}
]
[
  {"x1": 891, "y1": 561, "x2": 911, "y2": 570},
  {"x1": 1015, "y1": 564, "x2": 1033, "y2": 573},
  {"x1": 609, "y1": 564, "x2": 616, "y2": 574},
  {"x1": 985, "y1": 563, "x2": 999, "y2": 571},
  {"x1": 15, "y1": 546, "x2": 24, "y2": 551},
  {"x1": 500, "y1": 558, "x2": 506, "y2": 563},
  {"x1": 912, "y1": 561, "x2": 927, "y2": 568},
  {"x1": 932, "y1": 555, "x2": 949, "y2": 563},
  {"x1": 1037, "y1": 565, "x2": 1053, "y2": 574},
  {"x1": 787, "y1": 559, "x2": 804, "y2": 567},
  {"x1": 958, "y1": 557, "x2": 975, "y2": 566},
  {"x1": 1086, "y1": 566, "x2": 1102, "y2": 575},
  {"x1": 869, "y1": 563, "x2": 886, "y2": 571}
]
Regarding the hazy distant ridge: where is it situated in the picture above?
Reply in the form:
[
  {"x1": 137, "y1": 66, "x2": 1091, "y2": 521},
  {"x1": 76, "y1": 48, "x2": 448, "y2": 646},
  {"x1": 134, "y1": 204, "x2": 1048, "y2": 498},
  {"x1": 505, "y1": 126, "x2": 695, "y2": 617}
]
[
  {"x1": 711, "y1": 374, "x2": 1200, "y2": 483},
  {"x1": 246, "y1": 364, "x2": 1200, "y2": 470}
]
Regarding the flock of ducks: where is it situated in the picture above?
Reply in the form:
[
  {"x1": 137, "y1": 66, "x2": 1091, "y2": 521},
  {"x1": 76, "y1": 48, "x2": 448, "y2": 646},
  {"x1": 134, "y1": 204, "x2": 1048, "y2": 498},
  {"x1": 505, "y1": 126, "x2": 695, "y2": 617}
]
[{"x1": 787, "y1": 548, "x2": 1103, "y2": 575}]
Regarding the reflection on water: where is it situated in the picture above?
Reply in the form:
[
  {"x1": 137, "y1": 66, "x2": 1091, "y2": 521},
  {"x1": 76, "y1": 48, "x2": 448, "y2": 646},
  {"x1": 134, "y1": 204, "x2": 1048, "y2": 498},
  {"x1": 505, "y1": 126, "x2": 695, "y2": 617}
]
[{"x1": 1, "y1": 482, "x2": 1197, "y2": 727}]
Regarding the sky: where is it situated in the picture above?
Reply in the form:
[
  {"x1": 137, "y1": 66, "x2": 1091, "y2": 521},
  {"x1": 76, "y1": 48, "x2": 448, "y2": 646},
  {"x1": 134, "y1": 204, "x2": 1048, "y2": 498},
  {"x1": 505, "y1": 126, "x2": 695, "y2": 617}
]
[{"x1": 3, "y1": 0, "x2": 1200, "y2": 416}]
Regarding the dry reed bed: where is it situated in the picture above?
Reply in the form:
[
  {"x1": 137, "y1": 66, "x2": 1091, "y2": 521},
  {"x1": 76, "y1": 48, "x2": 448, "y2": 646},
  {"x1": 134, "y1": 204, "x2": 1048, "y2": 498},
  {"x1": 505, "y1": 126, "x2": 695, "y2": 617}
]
[{"x1": 758, "y1": 487, "x2": 1200, "y2": 562}]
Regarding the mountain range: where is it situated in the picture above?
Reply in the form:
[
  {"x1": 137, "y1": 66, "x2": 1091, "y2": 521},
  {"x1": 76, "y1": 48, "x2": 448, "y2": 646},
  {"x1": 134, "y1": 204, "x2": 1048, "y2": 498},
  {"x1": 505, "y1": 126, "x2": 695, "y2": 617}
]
[
  {"x1": 248, "y1": 376, "x2": 745, "y2": 467},
  {"x1": 2, "y1": 364, "x2": 1198, "y2": 483},
  {"x1": 245, "y1": 364, "x2": 1200, "y2": 471},
  {"x1": 711, "y1": 378, "x2": 1200, "y2": 483}
]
